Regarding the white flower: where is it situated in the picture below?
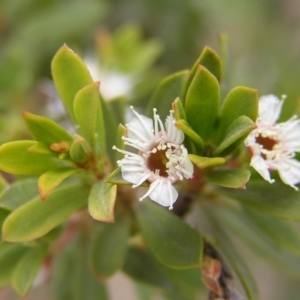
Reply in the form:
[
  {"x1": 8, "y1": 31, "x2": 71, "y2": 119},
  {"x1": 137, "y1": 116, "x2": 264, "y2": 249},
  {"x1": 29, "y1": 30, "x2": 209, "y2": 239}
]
[
  {"x1": 113, "y1": 107, "x2": 194, "y2": 209},
  {"x1": 245, "y1": 94, "x2": 300, "y2": 190},
  {"x1": 84, "y1": 53, "x2": 136, "y2": 100}
]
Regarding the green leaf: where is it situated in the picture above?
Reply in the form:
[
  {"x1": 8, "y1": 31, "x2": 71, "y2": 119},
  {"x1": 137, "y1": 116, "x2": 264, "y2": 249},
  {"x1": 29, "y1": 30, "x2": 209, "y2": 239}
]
[
  {"x1": 115, "y1": 124, "x2": 127, "y2": 161},
  {"x1": 74, "y1": 82, "x2": 106, "y2": 156},
  {"x1": 136, "y1": 201, "x2": 203, "y2": 269},
  {"x1": 0, "y1": 209, "x2": 9, "y2": 240},
  {"x1": 147, "y1": 70, "x2": 189, "y2": 120},
  {"x1": 11, "y1": 245, "x2": 48, "y2": 296},
  {"x1": 23, "y1": 112, "x2": 72, "y2": 144},
  {"x1": 244, "y1": 208, "x2": 300, "y2": 257},
  {"x1": 208, "y1": 213, "x2": 258, "y2": 300},
  {"x1": 38, "y1": 167, "x2": 82, "y2": 200},
  {"x1": 172, "y1": 97, "x2": 186, "y2": 120},
  {"x1": 0, "y1": 244, "x2": 25, "y2": 288},
  {"x1": 89, "y1": 217, "x2": 129, "y2": 279},
  {"x1": 207, "y1": 168, "x2": 250, "y2": 189},
  {"x1": 28, "y1": 142, "x2": 56, "y2": 155},
  {"x1": 211, "y1": 203, "x2": 300, "y2": 278},
  {"x1": 195, "y1": 46, "x2": 222, "y2": 82},
  {"x1": 188, "y1": 154, "x2": 226, "y2": 170},
  {"x1": 88, "y1": 181, "x2": 117, "y2": 222},
  {"x1": 2, "y1": 184, "x2": 89, "y2": 242},
  {"x1": 175, "y1": 119, "x2": 204, "y2": 150},
  {"x1": 69, "y1": 134, "x2": 87, "y2": 163},
  {"x1": 221, "y1": 180, "x2": 300, "y2": 221},
  {"x1": 183, "y1": 46, "x2": 222, "y2": 100},
  {"x1": 0, "y1": 174, "x2": 8, "y2": 194},
  {"x1": 213, "y1": 115, "x2": 255, "y2": 156},
  {"x1": 100, "y1": 96, "x2": 119, "y2": 164},
  {"x1": 123, "y1": 247, "x2": 177, "y2": 291},
  {"x1": 217, "y1": 86, "x2": 258, "y2": 143},
  {"x1": 185, "y1": 66, "x2": 220, "y2": 141},
  {"x1": 51, "y1": 44, "x2": 93, "y2": 123},
  {"x1": 0, "y1": 141, "x2": 60, "y2": 175},
  {"x1": 53, "y1": 234, "x2": 109, "y2": 300},
  {"x1": 0, "y1": 178, "x2": 38, "y2": 211}
]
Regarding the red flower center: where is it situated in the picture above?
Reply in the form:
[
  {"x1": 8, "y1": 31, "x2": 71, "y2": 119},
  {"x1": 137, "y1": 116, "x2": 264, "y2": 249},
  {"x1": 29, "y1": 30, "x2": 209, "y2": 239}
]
[
  {"x1": 255, "y1": 134, "x2": 278, "y2": 159},
  {"x1": 147, "y1": 148, "x2": 169, "y2": 177}
]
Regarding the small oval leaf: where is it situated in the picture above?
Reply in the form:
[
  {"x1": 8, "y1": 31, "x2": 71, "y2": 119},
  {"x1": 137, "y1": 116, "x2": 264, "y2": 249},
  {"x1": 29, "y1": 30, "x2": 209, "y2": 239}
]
[
  {"x1": 2, "y1": 184, "x2": 89, "y2": 242},
  {"x1": 217, "y1": 86, "x2": 258, "y2": 143},
  {"x1": 188, "y1": 155, "x2": 226, "y2": 170},
  {"x1": 23, "y1": 112, "x2": 72, "y2": 144},
  {"x1": 0, "y1": 178, "x2": 39, "y2": 211},
  {"x1": 185, "y1": 66, "x2": 220, "y2": 141},
  {"x1": 0, "y1": 141, "x2": 60, "y2": 175},
  {"x1": 38, "y1": 167, "x2": 82, "y2": 200},
  {"x1": 74, "y1": 82, "x2": 106, "y2": 156},
  {"x1": 207, "y1": 168, "x2": 251, "y2": 189},
  {"x1": 51, "y1": 44, "x2": 93, "y2": 123},
  {"x1": 213, "y1": 115, "x2": 255, "y2": 156},
  {"x1": 136, "y1": 201, "x2": 203, "y2": 269},
  {"x1": 88, "y1": 181, "x2": 117, "y2": 222}
]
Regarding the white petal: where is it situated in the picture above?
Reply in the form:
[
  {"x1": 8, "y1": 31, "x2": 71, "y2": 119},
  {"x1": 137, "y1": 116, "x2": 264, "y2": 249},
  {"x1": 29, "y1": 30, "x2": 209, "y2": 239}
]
[
  {"x1": 250, "y1": 155, "x2": 274, "y2": 184},
  {"x1": 119, "y1": 157, "x2": 148, "y2": 184},
  {"x1": 278, "y1": 158, "x2": 300, "y2": 190},
  {"x1": 165, "y1": 115, "x2": 184, "y2": 144},
  {"x1": 258, "y1": 95, "x2": 283, "y2": 125},
  {"x1": 148, "y1": 179, "x2": 178, "y2": 208},
  {"x1": 127, "y1": 114, "x2": 154, "y2": 141}
]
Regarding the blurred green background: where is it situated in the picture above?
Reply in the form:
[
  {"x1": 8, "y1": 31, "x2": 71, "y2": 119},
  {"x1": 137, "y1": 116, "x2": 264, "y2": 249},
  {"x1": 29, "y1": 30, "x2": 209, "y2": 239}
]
[{"x1": 1, "y1": 0, "x2": 300, "y2": 299}]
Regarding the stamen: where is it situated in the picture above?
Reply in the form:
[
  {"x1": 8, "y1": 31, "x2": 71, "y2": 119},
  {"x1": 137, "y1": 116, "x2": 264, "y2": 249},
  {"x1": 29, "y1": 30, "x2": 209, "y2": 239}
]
[{"x1": 130, "y1": 106, "x2": 153, "y2": 138}]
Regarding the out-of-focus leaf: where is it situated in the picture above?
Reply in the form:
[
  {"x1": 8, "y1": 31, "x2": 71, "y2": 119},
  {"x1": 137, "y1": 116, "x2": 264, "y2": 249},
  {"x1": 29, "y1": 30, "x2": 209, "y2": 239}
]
[
  {"x1": 123, "y1": 247, "x2": 176, "y2": 291},
  {"x1": 2, "y1": 184, "x2": 89, "y2": 242},
  {"x1": 89, "y1": 217, "x2": 129, "y2": 279},
  {"x1": 175, "y1": 119, "x2": 204, "y2": 150},
  {"x1": 74, "y1": 82, "x2": 106, "y2": 156},
  {"x1": 188, "y1": 154, "x2": 225, "y2": 170},
  {"x1": 0, "y1": 244, "x2": 25, "y2": 288},
  {"x1": 185, "y1": 66, "x2": 220, "y2": 142},
  {"x1": 38, "y1": 168, "x2": 82, "y2": 200},
  {"x1": 53, "y1": 235, "x2": 108, "y2": 300},
  {"x1": 0, "y1": 178, "x2": 38, "y2": 211},
  {"x1": 0, "y1": 141, "x2": 59, "y2": 175},
  {"x1": 147, "y1": 70, "x2": 189, "y2": 120},
  {"x1": 217, "y1": 86, "x2": 258, "y2": 143},
  {"x1": 244, "y1": 208, "x2": 300, "y2": 257},
  {"x1": 207, "y1": 168, "x2": 250, "y2": 189},
  {"x1": 208, "y1": 211, "x2": 258, "y2": 300},
  {"x1": 23, "y1": 112, "x2": 72, "y2": 144},
  {"x1": 136, "y1": 201, "x2": 203, "y2": 269},
  {"x1": 0, "y1": 209, "x2": 10, "y2": 240},
  {"x1": 0, "y1": 174, "x2": 8, "y2": 194},
  {"x1": 88, "y1": 181, "x2": 117, "y2": 222},
  {"x1": 213, "y1": 116, "x2": 255, "y2": 156},
  {"x1": 211, "y1": 203, "x2": 300, "y2": 278},
  {"x1": 220, "y1": 180, "x2": 300, "y2": 221},
  {"x1": 11, "y1": 245, "x2": 48, "y2": 296},
  {"x1": 51, "y1": 45, "x2": 93, "y2": 124}
]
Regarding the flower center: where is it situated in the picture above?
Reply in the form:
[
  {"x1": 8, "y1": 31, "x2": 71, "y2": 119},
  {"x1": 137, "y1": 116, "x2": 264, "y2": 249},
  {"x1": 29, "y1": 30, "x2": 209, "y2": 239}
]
[
  {"x1": 147, "y1": 148, "x2": 169, "y2": 177},
  {"x1": 255, "y1": 134, "x2": 277, "y2": 151}
]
